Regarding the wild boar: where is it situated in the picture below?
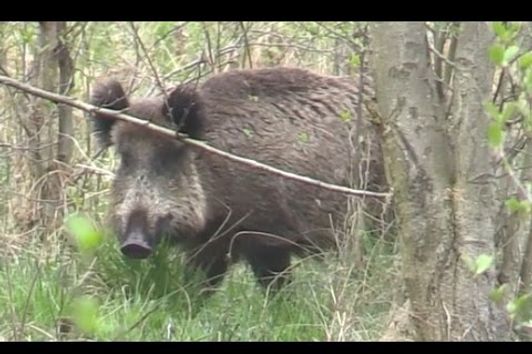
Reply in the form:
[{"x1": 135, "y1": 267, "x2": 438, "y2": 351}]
[{"x1": 89, "y1": 67, "x2": 384, "y2": 290}]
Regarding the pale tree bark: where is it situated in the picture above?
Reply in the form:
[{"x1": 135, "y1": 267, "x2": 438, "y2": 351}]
[
  {"x1": 518, "y1": 139, "x2": 532, "y2": 293},
  {"x1": 519, "y1": 22, "x2": 532, "y2": 293},
  {"x1": 493, "y1": 22, "x2": 532, "y2": 296},
  {"x1": 333, "y1": 37, "x2": 342, "y2": 76},
  {"x1": 370, "y1": 22, "x2": 512, "y2": 341},
  {"x1": 28, "y1": 22, "x2": 58, "y2": 179},
  {"x1": 56, "y1": 22, "x2": 74, "y2": 165},
  {"x1": 447, "y1": 21, "x2": 509, "y2": 340}
]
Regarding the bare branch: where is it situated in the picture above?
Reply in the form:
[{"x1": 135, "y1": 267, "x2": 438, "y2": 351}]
[
  {"x1": 151, "y1": 22, "x2": 187, "y2": 49},
  {"x1": 493, "y1": 69, "x2": 507, "y2": 103},
  {"x1": 427, "y1": 40, "x2": 458, "y2": 70},
  {"x1": 145, "y1": 44, "x2": 242, "y2": 96},
  {"x1": 201, "y1": 22, "x2": 215, "y2": 69},
  {"x1": 314, "y1": 22, "x2": 357, "y2": 48},
  {"x1": 239, "y1": 22, "x2": 253, "y2": 68},
  {"x1": 128, "y1": 22, "x2": 166, "y2": 97},
  {"x1": 0, "y1": 74, "x2": 390, "y2": 200},
  {"x1": 433, "y1": 26, "x2": 447, "y2": 100},
  {"x1": 444, "y1": 24, "x2": 459, "y2": 87},
  {"x1": 73, "y1": 164, "x2": 115, "y2": 178}
]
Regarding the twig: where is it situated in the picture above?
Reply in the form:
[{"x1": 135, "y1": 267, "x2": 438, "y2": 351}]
[
  {"x1": 74, "y1": 164, "x2": 115, "y2": 178},
  {"x1": 444, "y1": 24, "x2": 459, "y2": 87},
  {"x1": 19, "y1": 260, "x2": 41, "y2": 339},
  {"x1": 0, "y1": 74, "x2": 390, "y2": 200},
  {"x1": 0, "y1": 141, "x2": 58, "y2": 152},
  {"x1": 428, "y1": 41, "x2": 458, "y2": 70},
  {"x1": 27, "y1": 324, "x2": 55, "y2": 340},
  {"x1": 433, "y1": 26, "x2": 447, "y2": 100},
  {"x1": 493, "y1": 68, "x2": 506, "y2": 104},
  {"x1": 201, "y1": 22, "x2": 215, "y2": 70},
  {"x1": 496, "y1": 148, "x2": 530, "y2": 202},
  {"x1": 314, "y1": 22, "x2": 357, "y2": 48}
]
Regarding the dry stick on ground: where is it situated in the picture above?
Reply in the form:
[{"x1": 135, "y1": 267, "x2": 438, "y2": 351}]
[{"x1": 0, "y1": 74, "x2": 391, "y2": 200}]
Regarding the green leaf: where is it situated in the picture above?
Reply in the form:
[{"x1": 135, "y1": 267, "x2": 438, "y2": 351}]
[
  {"x1": 487, "y1": 122, "x2": 505, "y2": 147},
  {"x1": 71, "y1": 296, "x2": 100, "y2": 335},
  {"x1": 503, "y1": 45, "x2": 520, "y2": 66},
  {"x1": 242, "y1": 128, "x2": 253, "y2": 138},
  {"x1": 463, "y1": 254, "x2": 476, "y2": 274},
  {"x1": 518, "y1": 52, "x2": 532, "y2": 70},
  {"x1": 489, "y1": 284, "x2": 508, "y2": 304},
  {"x1": 492, "y1": 22, "x2": 507, "y2": 37},
  {"x1": 339, "y1": 110, "x2": 352, "y2": 123},
  {"x1": 507, "y1": 293, "x2": 532, "y2": 323},
  {"x1": 506, "y1": 197, "x2": 522, "y2": 212},
  {"x1": 517, "y1": 95, "x2": 532, "y2": 121},
  {"x1": 298, "y1": 132, "x2": 310, "y2": 143},
  {"x1": 463, "y1": 253, "x2": 494, "y2": 276},
  {"x1": 489, "y1": 44, "x2": 505, "y2": 66},
  {"x1": 474, "y1": 254, "x2": 494, "y2": 275},
  {"x1": 485, "y1": 101, "x2": 502, "y2": 122},
  {"x1": 508, "y1": 22, "x2": 522, "y2": 38},
  {"x1": 507, "y1": 299, "x2": 517, "y2": 314},
  {"x1": 505, "y1": 197, "x2": 531, "y2": 214},
  {"x1": 19, "y1": 23, "x2": 37, "y2": 45},
  {"x1": 525, "y1": 68, "x2": 532, "y2": 95},
  {"x1": 349, "y1": 53, "x2": 361, "y2": 68},
  {"x1": 501, "y1": 102, "x2": 517, "y2": 123},
  {"x1": 497, "y1": 22, "x2": 521, "y2": 43},
  {"x1": 66, "y1": 215, "x2": 103, "y2": 253},
  {"x1": 154, "y1": 22, "x2": 174, "y2": 39}
]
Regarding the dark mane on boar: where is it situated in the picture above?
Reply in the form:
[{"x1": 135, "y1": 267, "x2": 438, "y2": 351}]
[{"x1": 89, "y1": 66, "x2": 385, "y2": 291}]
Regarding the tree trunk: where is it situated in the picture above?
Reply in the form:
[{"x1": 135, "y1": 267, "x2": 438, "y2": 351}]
[
  {"x1": 518, "y1": 22, "x2": 532, "y2": 294},
  {"x1": 370, "y1": 22, "x2": 511, "y2": 341},
  {"x1": 448, "y1": 21, "x2": 510, "y2": 340},
  {"x1": 26, "y1": 22, "x2": 71, "y2": 231},
  {"x1": 56, "y1": 22, "x2": 74, "y2": 165}
]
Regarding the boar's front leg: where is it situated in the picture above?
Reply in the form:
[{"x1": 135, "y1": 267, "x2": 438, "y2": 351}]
[{"x1": 183, "y1": 234, "x2": 230, "y2": 295}]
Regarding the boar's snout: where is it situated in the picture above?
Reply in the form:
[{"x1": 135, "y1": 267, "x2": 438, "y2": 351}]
[
  {"x1": 118, "y1": 208, "x2": 175, "y2": 259},
  {"x1": 120, "y1": 230, "x2": 153, "y2": 259},
  {"x1": 120, "y1": 208, "x2": 154, "y2": 259}
]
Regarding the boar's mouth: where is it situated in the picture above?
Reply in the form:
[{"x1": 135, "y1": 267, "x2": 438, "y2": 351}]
[{"x1": 120, "y1": 231, "x2": 153, "y2": 259}]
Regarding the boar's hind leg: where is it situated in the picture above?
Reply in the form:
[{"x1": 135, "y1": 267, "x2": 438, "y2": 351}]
[{"x1": 244, "y1": 245, "x2": 292, "y2": 290}]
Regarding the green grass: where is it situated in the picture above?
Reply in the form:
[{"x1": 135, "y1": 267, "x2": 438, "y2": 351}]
[{"x1": 0, "y1": 224, "x2": 397, "y2": 341}]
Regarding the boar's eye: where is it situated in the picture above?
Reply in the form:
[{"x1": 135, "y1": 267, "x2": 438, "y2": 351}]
[
  {"x1": 120, "y1": 150, "x2": 135, "y2": 169},
  {"x1": 151, "y1": 146, "x2": 183, "y2": 172}
]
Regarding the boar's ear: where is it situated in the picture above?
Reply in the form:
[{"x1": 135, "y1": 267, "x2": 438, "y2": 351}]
[
  {"x1": 89, "y1": 79, "x2": 129, "y2": 147},
  {"x1": 163, "y1": 85, "x2": 204, "y2": 140}
]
